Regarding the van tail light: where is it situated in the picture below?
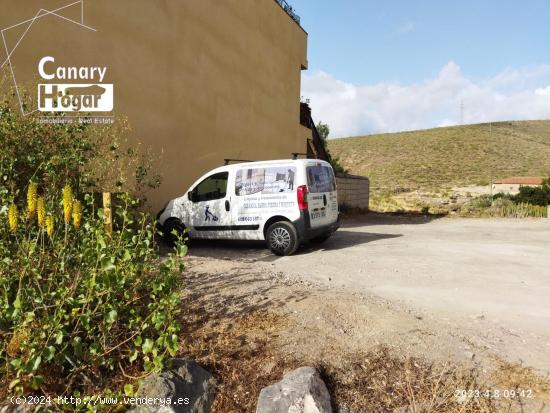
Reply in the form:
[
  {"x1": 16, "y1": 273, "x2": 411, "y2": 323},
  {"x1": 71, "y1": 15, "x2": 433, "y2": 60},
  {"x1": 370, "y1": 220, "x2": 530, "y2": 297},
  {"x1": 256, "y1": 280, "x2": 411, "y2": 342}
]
[{"x1": 297, "y1": 185, "x2": 308, "y2": 211}]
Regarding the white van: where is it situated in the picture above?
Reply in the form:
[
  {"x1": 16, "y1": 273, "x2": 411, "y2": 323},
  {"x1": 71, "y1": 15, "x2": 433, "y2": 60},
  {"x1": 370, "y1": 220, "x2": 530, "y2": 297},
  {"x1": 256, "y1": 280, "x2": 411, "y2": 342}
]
[{"x1": 157, "y1": 159, "x2": 339, "y2": 255}]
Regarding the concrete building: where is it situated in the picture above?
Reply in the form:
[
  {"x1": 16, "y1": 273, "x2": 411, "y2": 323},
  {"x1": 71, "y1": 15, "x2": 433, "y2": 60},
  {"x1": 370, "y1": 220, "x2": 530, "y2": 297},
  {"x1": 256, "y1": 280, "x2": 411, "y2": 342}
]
[
  {"x1": 0, "y1": 0, "x2": 324, "y2": 211},
  {"x1": 492, "y1": 177, "x2": 545, "y2": 195}
]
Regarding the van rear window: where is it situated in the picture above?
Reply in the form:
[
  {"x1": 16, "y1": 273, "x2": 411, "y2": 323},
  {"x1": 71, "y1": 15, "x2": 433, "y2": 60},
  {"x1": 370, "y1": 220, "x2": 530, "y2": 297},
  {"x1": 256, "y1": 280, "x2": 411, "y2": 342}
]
[{"x1": 306, "y1": 165, "x2": 336, "y2": 193}]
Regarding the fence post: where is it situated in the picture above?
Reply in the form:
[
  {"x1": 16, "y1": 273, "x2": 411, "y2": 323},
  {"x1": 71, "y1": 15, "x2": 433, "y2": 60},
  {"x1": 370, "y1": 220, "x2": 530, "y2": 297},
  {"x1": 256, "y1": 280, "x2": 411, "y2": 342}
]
[{"x1": 103, "y1": 192, "x2": 112, "y2": 235}]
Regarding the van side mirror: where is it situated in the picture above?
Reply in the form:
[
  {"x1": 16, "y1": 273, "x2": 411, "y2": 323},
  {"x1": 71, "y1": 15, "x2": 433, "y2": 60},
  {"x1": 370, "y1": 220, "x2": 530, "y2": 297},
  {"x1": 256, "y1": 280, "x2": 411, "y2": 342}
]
[{"x1": 187, "y1": 191, "x2": 193, "y2": 202}]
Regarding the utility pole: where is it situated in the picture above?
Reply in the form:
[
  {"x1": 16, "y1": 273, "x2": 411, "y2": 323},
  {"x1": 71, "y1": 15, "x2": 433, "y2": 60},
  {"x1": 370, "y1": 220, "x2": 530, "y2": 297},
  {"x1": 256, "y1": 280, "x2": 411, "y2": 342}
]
[{"x1": 489, "y1": 122, "x2": 493, "y2": 197}]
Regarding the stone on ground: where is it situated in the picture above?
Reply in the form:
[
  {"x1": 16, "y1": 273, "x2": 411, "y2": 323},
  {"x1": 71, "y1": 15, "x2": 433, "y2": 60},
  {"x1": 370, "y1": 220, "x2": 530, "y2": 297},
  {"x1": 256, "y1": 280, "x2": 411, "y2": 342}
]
[
  {"x1": 131, "y1": 358, "x2": 215, "y2": 413},
  {"x1": 256, "y1": 367, "x2": 332, "y2": 413}
]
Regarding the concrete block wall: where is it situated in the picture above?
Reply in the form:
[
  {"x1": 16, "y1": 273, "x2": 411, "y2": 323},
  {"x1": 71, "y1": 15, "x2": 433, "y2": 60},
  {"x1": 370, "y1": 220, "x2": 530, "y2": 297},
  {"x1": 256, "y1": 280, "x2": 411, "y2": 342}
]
[{"x1": 335, "y1": 174, "x2": 370, "y2": 210}]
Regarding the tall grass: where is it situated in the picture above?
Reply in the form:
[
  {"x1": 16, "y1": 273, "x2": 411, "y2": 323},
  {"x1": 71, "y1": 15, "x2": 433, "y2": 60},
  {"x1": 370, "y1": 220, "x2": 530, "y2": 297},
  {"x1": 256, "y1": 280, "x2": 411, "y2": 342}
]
[{"x1": 499, "y1": 202, "x2": 547, "y2": 218}]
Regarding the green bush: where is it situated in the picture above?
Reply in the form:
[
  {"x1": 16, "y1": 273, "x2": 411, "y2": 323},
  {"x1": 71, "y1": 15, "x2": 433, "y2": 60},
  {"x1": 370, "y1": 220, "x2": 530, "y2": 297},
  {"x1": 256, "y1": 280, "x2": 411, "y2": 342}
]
[
  {"x1": 512, "y1": 183, "x2": 550, "y2": 206},
  {"x1": 1, "y1": 187, "x2": 186, "y2": 396},
  {"x1": 490, "y1": 197, "x2": 514, "y2": 209},
  {"x1": 492, "y1": 177, "x2": 550, "y2": 206},
  {"x1": 458, "y1": 194, "x2": 495, "y2": 216},
  {"x1": 486, "y1": 178, "x2": 550, "y2": 217},
  {"x1": 460, "y1": 195, "x2": 548, "y2": 218},
  {"x1": 470, "y1": 194, "x2": 493, "y2": 209},
  {"x1": 0, "y1": 74, "x2": 184, "y2": 400}
]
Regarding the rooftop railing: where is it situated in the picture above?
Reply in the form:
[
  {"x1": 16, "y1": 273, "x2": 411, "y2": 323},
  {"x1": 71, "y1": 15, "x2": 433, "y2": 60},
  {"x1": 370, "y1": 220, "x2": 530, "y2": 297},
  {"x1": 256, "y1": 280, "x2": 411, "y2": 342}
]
[{"x1": 274, "y1": 0, "x2": 301, "y2": 25}]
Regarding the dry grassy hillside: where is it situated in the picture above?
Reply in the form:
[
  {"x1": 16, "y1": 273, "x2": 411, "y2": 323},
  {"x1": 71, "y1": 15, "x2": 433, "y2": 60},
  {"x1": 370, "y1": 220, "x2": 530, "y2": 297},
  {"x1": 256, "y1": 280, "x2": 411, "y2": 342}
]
[{"x1": 328, "y1": 120, "x2": 550, "y2": 212}]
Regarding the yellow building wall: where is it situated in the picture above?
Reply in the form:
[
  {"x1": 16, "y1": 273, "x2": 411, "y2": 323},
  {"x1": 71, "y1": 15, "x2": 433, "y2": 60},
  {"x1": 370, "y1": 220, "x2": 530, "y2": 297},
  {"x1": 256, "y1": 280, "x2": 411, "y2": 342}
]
[{"x1": 0, "y1": 0, "x2": 308, "y2": 211}]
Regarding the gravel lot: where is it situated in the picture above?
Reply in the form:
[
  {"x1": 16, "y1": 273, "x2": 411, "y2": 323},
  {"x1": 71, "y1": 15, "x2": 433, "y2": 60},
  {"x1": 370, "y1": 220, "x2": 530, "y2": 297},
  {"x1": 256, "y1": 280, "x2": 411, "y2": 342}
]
[{"x1": 187, "y1": 214, "x2": 550, "y2": 374}]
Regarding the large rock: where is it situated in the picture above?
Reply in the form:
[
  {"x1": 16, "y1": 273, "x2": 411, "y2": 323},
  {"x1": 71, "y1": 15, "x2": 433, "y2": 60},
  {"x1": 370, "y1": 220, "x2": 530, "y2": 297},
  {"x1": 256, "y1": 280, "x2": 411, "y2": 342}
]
[
  {"x1": 131, "y1": 358, "x2": 216, "y2": 413},
  {"x1": 256, "y1": 367, "x2": 332, "y2": 413}
]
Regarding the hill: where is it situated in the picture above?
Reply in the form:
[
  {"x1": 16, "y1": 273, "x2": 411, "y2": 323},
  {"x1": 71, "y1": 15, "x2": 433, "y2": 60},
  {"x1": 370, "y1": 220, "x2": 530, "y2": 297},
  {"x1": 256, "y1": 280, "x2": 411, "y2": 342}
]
[{"x1": 327, "y1": 120, "x2": 550, "y2": 212}]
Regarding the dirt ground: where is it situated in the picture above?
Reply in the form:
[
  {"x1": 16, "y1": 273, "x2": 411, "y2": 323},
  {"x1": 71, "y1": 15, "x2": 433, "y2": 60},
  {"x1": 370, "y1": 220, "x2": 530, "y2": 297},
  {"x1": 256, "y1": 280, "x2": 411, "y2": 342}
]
[{"x1": 177, "y1": 214, "x2": 550, "y2": 412}]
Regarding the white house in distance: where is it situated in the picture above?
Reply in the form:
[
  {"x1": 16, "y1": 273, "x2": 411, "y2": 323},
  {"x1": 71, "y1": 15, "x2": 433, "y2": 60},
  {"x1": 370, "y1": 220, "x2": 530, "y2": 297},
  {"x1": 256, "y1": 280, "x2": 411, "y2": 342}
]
[{"x1": 492, "y1": 177, "x2": 545, "y2": 195}]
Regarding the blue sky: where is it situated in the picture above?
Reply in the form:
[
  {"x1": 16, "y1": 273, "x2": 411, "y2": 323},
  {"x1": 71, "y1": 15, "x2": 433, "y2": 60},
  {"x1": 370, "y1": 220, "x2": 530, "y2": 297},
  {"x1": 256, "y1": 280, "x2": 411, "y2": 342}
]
[{"x1": 291, "y1": 0, "x2": 550, "y2": 136}]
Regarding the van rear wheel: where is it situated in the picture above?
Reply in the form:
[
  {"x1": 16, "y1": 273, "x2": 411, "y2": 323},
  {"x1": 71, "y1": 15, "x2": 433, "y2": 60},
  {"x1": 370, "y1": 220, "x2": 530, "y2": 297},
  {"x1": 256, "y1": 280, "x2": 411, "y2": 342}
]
[{"x1": 266, "y1": 221, "x2": 299, "y2": 256}]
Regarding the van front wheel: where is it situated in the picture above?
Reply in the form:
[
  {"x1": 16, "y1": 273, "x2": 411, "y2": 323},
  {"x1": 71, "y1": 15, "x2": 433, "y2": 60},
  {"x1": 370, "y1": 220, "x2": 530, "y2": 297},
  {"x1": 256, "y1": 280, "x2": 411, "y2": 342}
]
[
  {"x1": 267, "y1": 221, "x2": 299, "y2": 256},
  {"x1": 163, "y1": 218, "x2": 187, "y2": 246}
]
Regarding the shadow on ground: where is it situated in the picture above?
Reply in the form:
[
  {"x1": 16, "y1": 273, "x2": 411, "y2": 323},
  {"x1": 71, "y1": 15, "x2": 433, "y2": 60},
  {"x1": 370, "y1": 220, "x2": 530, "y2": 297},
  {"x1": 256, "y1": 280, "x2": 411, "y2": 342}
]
[
  {"x1": 171, "y1": 228, "x2": 402, "y2": 260},
  {"x1": 158, "y1": 213, "x2": 434, "y2": 260},
  {"x1": 296, "y1": 230, "x2": 401, "y2": 255},
  {"x1": 182, "y1": 239, "x2": 267, "y2": 260},
  {"x1": 342, "y1": 211, "x2": 447, "y2": 227}
]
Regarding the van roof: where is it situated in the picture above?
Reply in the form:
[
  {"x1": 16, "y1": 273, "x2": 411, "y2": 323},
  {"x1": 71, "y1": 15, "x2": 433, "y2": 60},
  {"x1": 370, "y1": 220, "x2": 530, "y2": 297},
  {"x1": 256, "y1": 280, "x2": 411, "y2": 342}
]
[
  {"x1": 225, "y1": 158, "x2": 330, "y2": 166},
  {"x1": 212, "y1": 158, "x2": 331, "y2": 173}
]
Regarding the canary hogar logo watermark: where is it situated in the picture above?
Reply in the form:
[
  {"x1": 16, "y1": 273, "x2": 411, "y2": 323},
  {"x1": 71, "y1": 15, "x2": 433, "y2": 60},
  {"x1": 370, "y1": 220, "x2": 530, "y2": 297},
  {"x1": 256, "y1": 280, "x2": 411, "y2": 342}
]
[
  {"x1": 1, "y1": 0, "x2": 113, "y2": 120},
  {"x1": 37, "y1": 56, "x2": 113, "y2": 112}
]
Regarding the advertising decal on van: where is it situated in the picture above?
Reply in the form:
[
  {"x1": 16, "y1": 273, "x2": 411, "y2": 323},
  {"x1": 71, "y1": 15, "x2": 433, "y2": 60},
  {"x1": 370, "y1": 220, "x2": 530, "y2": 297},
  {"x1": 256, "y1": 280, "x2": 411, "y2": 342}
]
[
  {"x1": 236, "y1": 166, "x2": 297, "y2": 214},
  {"x1": 204, "y1": 206, "x2": 219, "y2": 222},
  {"x1": 235, "y1": 167, "x2": 296, "y2": 196}
]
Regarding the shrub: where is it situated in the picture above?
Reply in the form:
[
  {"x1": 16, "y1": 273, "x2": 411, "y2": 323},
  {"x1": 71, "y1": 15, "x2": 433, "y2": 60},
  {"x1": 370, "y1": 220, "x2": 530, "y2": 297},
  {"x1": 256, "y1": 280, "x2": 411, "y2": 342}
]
[
  {"x1": 490, "y1": 197, "x2": 514, "y2": 209},
  {"x1": 470, "y1": 194, "x2": 493, "y2": 209},
  {"x1": 0, "y1": 186, "x2": 186, "y2": 396},
  {"x1": 0, "y1": 74, "x2": 184, "y2": 400},
  {"x1": 512, "y1": 184, "x2": 550, "y2": 206},
  {"x1": 492, "y1": 192, "x2": 510, "y2": 200},
  {"x1": 460, "y1": 194, "x2": 548, "y2": 218},
  {"x1": 492, "y1": 177, "x2": 550, "y2": 206}
]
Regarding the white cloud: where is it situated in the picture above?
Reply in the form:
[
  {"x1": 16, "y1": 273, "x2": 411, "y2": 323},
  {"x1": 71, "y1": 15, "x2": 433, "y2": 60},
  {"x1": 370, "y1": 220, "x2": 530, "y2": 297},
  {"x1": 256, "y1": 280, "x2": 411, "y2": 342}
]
[
  {"x1": 535, "y1": 86, "x2": 550, "y2": 96},
  {"x1": 301, "y1": 62, "x2": 550, "y2": 137},
  {"x1": 397, "y1": 21, "x2": 415, "y2": 34},
  {"x1": 488, "y1": 64, "x2": 550, "y2": 91}
]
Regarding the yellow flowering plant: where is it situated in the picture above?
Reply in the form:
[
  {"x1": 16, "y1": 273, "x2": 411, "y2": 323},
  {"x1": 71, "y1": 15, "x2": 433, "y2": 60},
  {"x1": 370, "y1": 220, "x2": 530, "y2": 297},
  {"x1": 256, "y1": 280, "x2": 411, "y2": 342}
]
[
  {"x1": 1, "y1": 185, "x2": 185, "y2": 398},
  {"x1": 36, "y1": 196, "x2": 46, "y2": 228},
  {"x1": 8, "y1": 204, "x2": 18, "y2": 232},
  {"x1": 0, "y1": 84, "x2": 178, "y2": 402},
  {"x1": 26, "y1": 182, "x2": 37, "y2": 219},
  {"x1": 45, "y1": 215, "x2": 55, "y2": 237},
  {"x1": 72, "y1": 200, "x2": 82, "y2": 229},
  {"x1": 62, "y1": 184, "x2": 73, "y2": 225}
]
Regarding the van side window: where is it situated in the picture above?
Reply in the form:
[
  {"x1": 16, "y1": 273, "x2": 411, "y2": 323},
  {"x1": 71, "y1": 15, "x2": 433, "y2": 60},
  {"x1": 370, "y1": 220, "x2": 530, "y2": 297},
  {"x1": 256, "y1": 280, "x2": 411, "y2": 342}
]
[
  {"x1": 192, "y1": 172, "x2": 228, "y2": 202},
  {"x1": 235, "y1": 167, "x2": 296, "y2": 196}
]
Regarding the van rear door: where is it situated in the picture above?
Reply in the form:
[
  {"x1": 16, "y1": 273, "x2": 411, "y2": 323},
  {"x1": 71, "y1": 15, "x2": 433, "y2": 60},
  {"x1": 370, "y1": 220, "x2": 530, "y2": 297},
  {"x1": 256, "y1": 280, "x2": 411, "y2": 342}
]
[{"x1": 305, "y1": 163, "x2": 338, "y2": 228}]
